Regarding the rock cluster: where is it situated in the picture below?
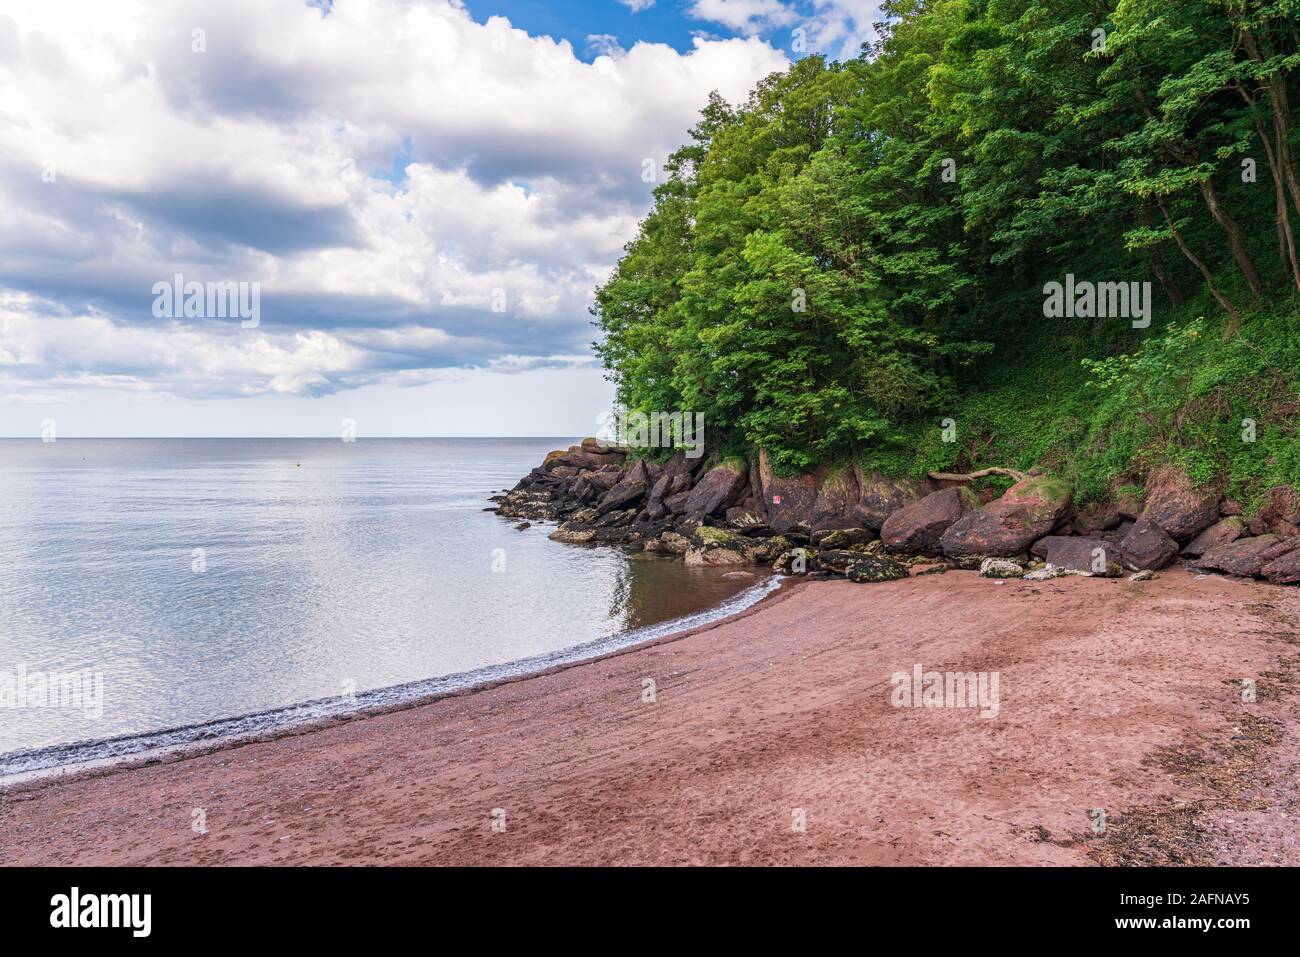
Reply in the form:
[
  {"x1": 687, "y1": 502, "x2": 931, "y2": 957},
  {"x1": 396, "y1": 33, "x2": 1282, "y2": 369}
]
[{"x1": 493, "y1": 440, "x2": 1300, "y2": 587}]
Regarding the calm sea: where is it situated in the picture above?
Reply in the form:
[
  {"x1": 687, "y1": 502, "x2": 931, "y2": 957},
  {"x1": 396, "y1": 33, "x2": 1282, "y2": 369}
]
[{"x1": 0, "y1": 438, "x2": 773, "y2": 775}]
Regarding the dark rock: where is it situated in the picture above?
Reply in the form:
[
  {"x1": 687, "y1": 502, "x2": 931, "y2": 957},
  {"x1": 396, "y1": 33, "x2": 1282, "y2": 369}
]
[
  {"x1": 1219, "y1": 499, "x2": 1243, "y2": 516},
  {"x1": 1139, "y1": 467, "x2": 1219, "y2": 543},
  {"x1": 845, "y1": 555, "x2": 909, "y2": 583},
  {"x1": 852, "y1": 469, "x2": 930, "y2": 532},
  {"x1": 595, "y1": 480, "x2": 647, "y2": 516},
  {"x1": 1120, "y1": 518, "x2": 1179, "y2": 570},
  {"x1": 1196, "y1": 535, "x2": 1284, "y2": 577},
  {"x1": 625, "y1": 457, "x2": 653, "y2": 486},
  {"x1": 1073, "y1": 503, "x2": 1123, "y2": 535},
  {"x1": 1253, "y1": 486, "x2": 1300, "y2": 536},
  {"x1": 548, "y1": 523, "x2": 596, "y2": 544},
  {"x1": 514, "y1": 522, "x2": 531, "y2": 531},
  {"x1": 547, "y1": 447, "x2": 625, "y2": 472},
  {"x1": 758, "y1": 448, "x2": 821, "y2": 535},
  {"x1": 1030, "y1": 535, "x2": 1072, "y2": 559},
  {"x1": 1260, "y1": 542, "x2": 1300, "y2": 583},
  {"x1": 940, "y1": 476, "x2": 1073, "y2": 558},
  {"x1": 811, "y1": 527, "x2": 878, "y2": 549},
  {"x1": 1183, "y1": 517, "x2": 1246, "y2": 558},
  {"x1": 683, "y1": 461, "x2": 748, "y2": 519},
  {"x1": 1043, "y1": 537, "x2": 1122, "y2": 576},
  {"x1": 665, "y1": 494, "x2": 696, "y2": 514},
  {"x1": 816, "y1": 545, "x2": 883, "y2": 574},
  {"x1": 580, "y1": 468, "x2": 621, "y2": 492},
  {"x1": 978, "y1": 558, "x2": 1024, "y2": 579},
  {"x1": 881, "y1": 486, "x2": 979, "y2": 555},
  {"x1": 810, "y1": 467, "x2": 859, "y2": 531},
  {"x1": 725, "y1": 507, "x2": 764, "y2": 530}
]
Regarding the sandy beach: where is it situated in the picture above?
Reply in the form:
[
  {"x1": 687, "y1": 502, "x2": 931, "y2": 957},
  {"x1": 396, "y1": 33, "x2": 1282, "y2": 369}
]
[{"x1": 2, "y1": 569, "x2": 1298, "y2": 866}]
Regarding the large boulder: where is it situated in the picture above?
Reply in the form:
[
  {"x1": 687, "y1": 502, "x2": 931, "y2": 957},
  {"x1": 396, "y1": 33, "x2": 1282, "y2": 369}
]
[
  {"x1": 1043, "y1": 537, "x2": 1123, "y2": 576},
  {"x1": 548, "y1": 523, "x2": 596, "y2": 544},
  {"x1": 624, "y1": 457, "x2": 653, "y2": 486},
  {"x1": 595, "y1": 479, "x2": 647, "y2": 516},
  {"x1": 1249, "y1": 486, "x2": 1300, "y2": 537},
  {"x1": 682, "y1": 460, "x2": 748, "y2": 519},
  {"x1": 845, "y1": 554, "x2": 909, "y2": 583},
  {"x1": 1139, "y1": 467, "x2": 1218, "y2": 543},
  {"x1": 1030, "y1": 534, "x2": 1072, "y2": 559},
  {"x1": 881, "y1": 486, "x2": 979, "y2": 555},
  {"x1": 811, "y1": 527, "x2": 877, "y2": 549},
  {"x1": 1073, "y1": 502, "x2": 1123, "y2": 535},
  {"x1": 979, "y1": 557, "x2": 1024, "y2": 579},
  {"x1": 1195, "y1": 535, "x2": 1286, "y2": 577},
  {"x1": 809, "y1": 467, "x2": 860, "y2": 531},
  {"x1": 663, "y1": 490, "x2": 691, "y2": 515},
  {"x1": 1260, "y1": 541, "x2": 1300, "y2": 583},
  {"x1": 852, "y1": 469, "x2": 930, "y2": 532},
  {"x1": 940, "y1": 476, "x2": 1073, "y2": 559},
  {"x1": 684, "y1": 526, "x2": 762, "y2": 566},
  {"x1": 1120, "y1": 518, "x2": 1179, "y2": 570},
  {"x1": 758, "y1": 449, "x2": 821, "y2": 534},
  {"x1": 547, "y1": 446, "x2": 626, "y2": 472},
  {"x1": 1183, "y1": 517, "x2": 1246, "y2": 558}
]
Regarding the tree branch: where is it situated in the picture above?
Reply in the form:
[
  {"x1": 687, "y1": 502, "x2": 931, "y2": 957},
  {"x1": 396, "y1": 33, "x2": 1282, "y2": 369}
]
[{"x1": 927, "y1": 467, "x2": 1028, "y2": 483}]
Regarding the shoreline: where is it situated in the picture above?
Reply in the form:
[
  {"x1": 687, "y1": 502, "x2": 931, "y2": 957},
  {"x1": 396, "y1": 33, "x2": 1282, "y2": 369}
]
[
  {"x1": 0, "y1": 573, "x2": 797, "y2": 793},
  {"x1": 3, "y1": 567, "x2": 1297, "y2": 865}
]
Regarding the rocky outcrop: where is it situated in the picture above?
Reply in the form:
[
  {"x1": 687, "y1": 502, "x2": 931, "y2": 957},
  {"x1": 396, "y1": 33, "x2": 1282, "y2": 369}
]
[
  {"x1": 881, "y1": 487, "x2": 978, "y2": 555},
  {"x1": 596, "y1": 479, "x2": 647, "y2": 515},
  {"x1": 809, "y1": 467, "x2": 859, "y2": 531},
  {"x1": 758, "y1": 449, "x2": 822, "y2": 535},
  {"x1": 501, "y1": 443, "x2": 1300, "y2": 593},
  {"x1": 939, "y1": 476, "x2": 1073, "y2": 558},
  {"x1": 1042, "y1": 537, "x2": 1122, "y2": 576},
  {"x1": 979, "y1": 557, "x2": 1024, "y2": 579},
  {"x1": 1120, "y1": 518, "x2": 1179, "y2": 570},
  {"x1": 1182, "y1": 517, "x2": 1246, "y2": 558},
  {"x1": 1138, "y1": 467, "x2": 1219, "y2": 543},
  {"x1": 1248, "y1": 486, "x2": 1300, "y2": 537},
  {"x1": 1195, "y1": 535, "x2": 1287, "y2": 577},
  {"x1": 845, "y1": 554, "x2": 909, "y2": 583},
  {"x1": 683, "y1": 460, "x2": 748, "y2": 519},
  {"x1": 852, "y1": 469, "x2": 930, "y2": 532},
  {"x1": 1261, "y1": 544, "x2": 1300, "y2": 583}
]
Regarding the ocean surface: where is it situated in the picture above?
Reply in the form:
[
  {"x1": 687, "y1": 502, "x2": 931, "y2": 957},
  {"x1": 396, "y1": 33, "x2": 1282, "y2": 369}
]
[{"x1": 0, "y1": 438, "x2": 773, "y2": 775}]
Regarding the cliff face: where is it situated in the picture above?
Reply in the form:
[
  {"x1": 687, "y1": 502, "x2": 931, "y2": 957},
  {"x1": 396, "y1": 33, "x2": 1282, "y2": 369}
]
[{"x1": 493, "y1": 441, "x2": 1300, "y2": 586}]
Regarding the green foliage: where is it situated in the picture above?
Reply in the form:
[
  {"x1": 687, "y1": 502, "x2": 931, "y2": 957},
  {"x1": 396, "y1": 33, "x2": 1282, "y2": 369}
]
[{"x1": 592, "y1": 0, "x2": 1300, "y2": 507}]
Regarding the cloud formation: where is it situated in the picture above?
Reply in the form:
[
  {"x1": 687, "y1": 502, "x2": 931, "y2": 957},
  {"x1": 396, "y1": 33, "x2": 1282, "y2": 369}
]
[{"x1": 0, "y1": 0, "x2": 788, "y2": 402}]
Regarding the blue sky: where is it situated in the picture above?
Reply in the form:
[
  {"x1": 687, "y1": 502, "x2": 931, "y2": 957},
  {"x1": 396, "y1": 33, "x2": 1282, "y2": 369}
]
[{"x1": 0, "y1": 0, "x2": 879, "y2": 436}]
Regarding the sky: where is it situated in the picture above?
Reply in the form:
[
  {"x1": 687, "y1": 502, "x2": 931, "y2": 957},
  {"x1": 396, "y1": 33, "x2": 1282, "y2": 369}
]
[{"x1": 0, "y1": 0, "x2": 882, "y2": 437}]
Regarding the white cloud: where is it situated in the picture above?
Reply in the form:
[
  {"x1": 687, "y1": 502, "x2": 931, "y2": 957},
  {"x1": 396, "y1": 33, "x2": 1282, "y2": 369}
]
[
  {"x1": 0, "y1": 0, "x2": 788, "y2": 406},
  {"x1": 619, "y1": 0, "x2": 657, "y2": 12},
  {"x1": 688, "y1": 0, "x2": 800, "y2": 35}
]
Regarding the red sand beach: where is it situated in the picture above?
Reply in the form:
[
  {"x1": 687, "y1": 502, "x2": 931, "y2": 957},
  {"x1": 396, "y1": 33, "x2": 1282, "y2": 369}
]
[{"x1": 2, "y1": 569, "x2": 1298, "y2": 866}]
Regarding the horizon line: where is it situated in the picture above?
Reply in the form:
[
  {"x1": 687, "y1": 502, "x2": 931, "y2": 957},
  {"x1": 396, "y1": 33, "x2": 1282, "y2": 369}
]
[{"x1": 0, "y1": 435, "x2": 588, "y2": 440}]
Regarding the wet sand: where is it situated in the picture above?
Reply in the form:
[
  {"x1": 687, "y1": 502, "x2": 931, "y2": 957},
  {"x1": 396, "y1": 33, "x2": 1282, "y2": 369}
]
[{"x1": 2, "y1": 568, "x2": 1298, "y2": 866}]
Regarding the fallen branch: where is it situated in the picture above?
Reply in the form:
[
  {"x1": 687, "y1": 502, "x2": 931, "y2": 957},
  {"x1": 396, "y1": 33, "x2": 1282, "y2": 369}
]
[{"x1": 928, "y1": 467, "x2": 1028, "y2": 483}]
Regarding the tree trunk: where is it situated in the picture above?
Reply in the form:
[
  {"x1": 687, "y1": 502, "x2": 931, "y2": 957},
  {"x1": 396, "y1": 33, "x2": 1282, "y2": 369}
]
[
  {"x1": 1142, "y1": 206, "x2": 1184, "y2": 304},
  {"x1": 1196, "y1": 179, "x2": 1264, "y2": 297},
  {"x1": 1156, "y1": 197, "x2": 1240, "y2": 326},
  {"x1": 1240, "y1": 94, "x2": 1300, "y2": 291}
]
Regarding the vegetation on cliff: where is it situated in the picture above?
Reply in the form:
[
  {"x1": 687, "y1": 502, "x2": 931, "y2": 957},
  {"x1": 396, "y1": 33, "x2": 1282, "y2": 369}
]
[{"x1": 592, "y1": 0, "x2": 1300, "y2": 512}]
